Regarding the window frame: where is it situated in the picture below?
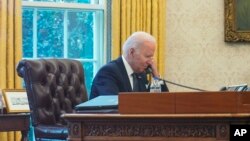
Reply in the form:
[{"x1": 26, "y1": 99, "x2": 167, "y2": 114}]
[{"x1": 22, "y1": 0, "x2": 108, "y2": 77}]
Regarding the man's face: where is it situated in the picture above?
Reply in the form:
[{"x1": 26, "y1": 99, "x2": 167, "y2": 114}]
[{"x1": 130, "y1": 41, "x2": 155, "y2": 73}]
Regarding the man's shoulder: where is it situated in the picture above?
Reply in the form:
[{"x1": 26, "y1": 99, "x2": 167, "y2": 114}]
[
  {"x1": 101, "y1": 57, "x2": 123, "y2": 70},
  {"x1": 93, "y1": 58, "x2": 122, "y2": 77}
]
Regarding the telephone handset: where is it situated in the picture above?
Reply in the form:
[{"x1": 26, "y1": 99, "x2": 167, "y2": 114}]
[
  {"x1": 145, "y1": 66, "x2": 170, "y2": 92},
  {"x1": 145, "y1": 66, "x2": 152, "y2": 74}
]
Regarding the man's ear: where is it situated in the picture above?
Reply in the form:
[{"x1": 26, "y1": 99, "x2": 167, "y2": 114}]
[{"x1": 129, "y1": 48, "x2": 135, "y2": 56}]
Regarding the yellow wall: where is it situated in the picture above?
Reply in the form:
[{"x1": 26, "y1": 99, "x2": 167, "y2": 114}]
[{"x1": 165, "y1": 0, "x2": 250, "y2": 92}]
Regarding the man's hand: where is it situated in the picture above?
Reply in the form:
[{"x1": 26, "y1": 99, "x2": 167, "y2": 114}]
[{"x1": 148, "y1": 59, "x2": 160, "y2": 78}]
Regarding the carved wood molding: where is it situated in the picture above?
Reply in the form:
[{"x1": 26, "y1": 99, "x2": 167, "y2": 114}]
[
  {"x1": 68, "y1": 122, "x2": 81, "y2": 138},
  {"x1": 86, "y1": 124, "x2": 216, "y2": 137},
  {"x1": 75, "y1": 119, "x2": 229, "y2": 140}
]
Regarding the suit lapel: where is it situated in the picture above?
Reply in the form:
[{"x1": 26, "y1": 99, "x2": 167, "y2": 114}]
[
  {"x1": 137, "y1": 73, "x2": 148, "y2": 91},
  {"x1": 116, "y1": 57, "x2": 133, "y2": 92}
]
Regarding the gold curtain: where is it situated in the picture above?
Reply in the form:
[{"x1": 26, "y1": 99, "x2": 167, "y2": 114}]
[
  {"x1": 0, "y1": 0, "x2": 23, "y2": 140},
  {"x1": 112, "y1": 0, "x2": 166, "y2": 76}
]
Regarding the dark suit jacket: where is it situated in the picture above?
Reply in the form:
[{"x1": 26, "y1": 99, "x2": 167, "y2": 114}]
[
  {"x1": 89, "y1": 57, "x2": 148, "y2": 99},
  {"x1": 89, "y1": 57, "x2": 168, "y2": 99}
]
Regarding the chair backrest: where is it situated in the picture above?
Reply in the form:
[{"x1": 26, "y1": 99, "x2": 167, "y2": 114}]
[{"x1": 17, "y1": 59, "x2": 88, "y2": 126}]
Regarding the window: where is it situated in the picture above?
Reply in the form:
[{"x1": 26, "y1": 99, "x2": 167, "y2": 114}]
[{"x1": 22, "y1": 0, "x2": 109, "y2": 94}]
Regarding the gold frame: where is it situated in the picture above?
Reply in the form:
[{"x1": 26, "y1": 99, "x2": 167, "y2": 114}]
[
  {"x1": 2, "y1": 89, "x2": 30, "y2": 113},
  {"x1": 225, "y1": 0, "x2": 250, "y2": 42}
]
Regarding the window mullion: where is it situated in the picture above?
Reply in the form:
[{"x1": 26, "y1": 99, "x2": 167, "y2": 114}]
[
  {"x1": 93, "y1": 11, "x2": 102, "y2": 76},
  {"x1": 64, "y1": 10, "x2": 68, "y2": 58},
  {"x1": 33, "y1": 8, "x2": 37, "y2": 58}
]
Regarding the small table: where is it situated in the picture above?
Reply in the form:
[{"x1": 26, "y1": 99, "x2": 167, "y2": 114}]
[{"x1": 0, "y1": 113, "x2": 30, "y2": 141}]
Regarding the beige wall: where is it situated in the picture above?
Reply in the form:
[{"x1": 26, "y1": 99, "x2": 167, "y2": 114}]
[{"x1": 165, "y1": 0, "x2": 250, "y2": 92}]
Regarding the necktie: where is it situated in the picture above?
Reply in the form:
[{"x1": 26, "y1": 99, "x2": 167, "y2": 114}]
[{"x1": 132, "y1": 73, "x2": 139, "y2": 91}]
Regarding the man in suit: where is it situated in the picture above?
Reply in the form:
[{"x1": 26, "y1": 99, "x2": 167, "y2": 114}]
[{"x1": 89, "y1": 31, "x2": 168, "y2": 99}]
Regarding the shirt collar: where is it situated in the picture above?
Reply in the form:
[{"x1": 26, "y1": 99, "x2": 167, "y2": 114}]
[{"x1": 122, "y1": 55, "x2": 134, "y2": 76}]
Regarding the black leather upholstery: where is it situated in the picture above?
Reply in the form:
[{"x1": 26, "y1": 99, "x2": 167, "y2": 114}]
[{"x1": 17, "y1": 59, "x2": 88, "y2": 141}]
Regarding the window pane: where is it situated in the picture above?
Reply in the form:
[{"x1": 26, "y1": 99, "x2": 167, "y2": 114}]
[
  {"x1": 68, "y1": 10, "x2": 95, "y2": 59},
  {"x1": 22, "y1": 0, "x2": 107, "y2": 96},
  {"x1": 22, "y1": 8, "x2": 34, "y2": 58},
  {"x1": 82, "y1": 62, "x2": 93, "y2": 94},
  {"x1": 37, "y1": 9, "x2": 64, "y2": 57}
]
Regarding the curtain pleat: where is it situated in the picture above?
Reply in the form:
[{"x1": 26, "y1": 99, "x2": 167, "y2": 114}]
[
  {"x1": 0, "y1": 0, "x2": 23, "y2": 140},
  {"x1": 111, "y1": 0, "x2": 121, "y2": 58},
  {"x1": 112, "y1": 0, "x2": 166, "y2": 76}
]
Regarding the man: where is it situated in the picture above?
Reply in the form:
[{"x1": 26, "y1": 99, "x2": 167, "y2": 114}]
[{"x1": 89, "y1": 31, "x2": 168, "y2": 99}]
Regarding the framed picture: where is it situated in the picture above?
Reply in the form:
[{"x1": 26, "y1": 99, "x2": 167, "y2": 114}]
[
  {"x1": 225, "y1": 0, "x2": 250, "y2": 42},
  {"x1": 2, "y1": 89, "x2": 30, "y2": 113}
]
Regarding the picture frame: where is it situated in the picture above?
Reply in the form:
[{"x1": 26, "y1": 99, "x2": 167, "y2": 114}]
[
  {"x1": 225, "y1": 0, "x2": 250, "y2": 42},
  {"x1": 2, "y1": 89, "x2": 30, "y2": 113}
]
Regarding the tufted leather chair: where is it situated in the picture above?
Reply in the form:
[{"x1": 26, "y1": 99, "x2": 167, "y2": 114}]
[{"x1": 16, "y1": 59, "x2": 88, "y2": 141}]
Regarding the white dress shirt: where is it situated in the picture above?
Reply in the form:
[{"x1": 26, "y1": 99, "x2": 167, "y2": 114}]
[{"x1": 122, "y1": 55, "x2": 134, "y2": 89}]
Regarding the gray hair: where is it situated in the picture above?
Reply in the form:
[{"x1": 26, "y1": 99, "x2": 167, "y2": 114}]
[{"x1": 122, "y1": 31, "x2": 156, "y2": 55}]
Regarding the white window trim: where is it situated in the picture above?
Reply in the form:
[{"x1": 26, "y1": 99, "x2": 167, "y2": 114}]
[
  {"x1": 22, "y1": 1, "x2": 104, "y2": 10},
  {"x1": 22, "y1": 0, "x2": 107, "y2": 76}
]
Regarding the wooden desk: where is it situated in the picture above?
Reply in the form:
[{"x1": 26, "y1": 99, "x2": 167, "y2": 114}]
[
  {"x1": 0, "y1": 114, "x2": 30, "y2": 141},
  {"x1": 119, "y1": 92, "x2": 250, "y2": 114},
  {"x1": 62, "y1": 113, "x2": 250, "y2": 141}
]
